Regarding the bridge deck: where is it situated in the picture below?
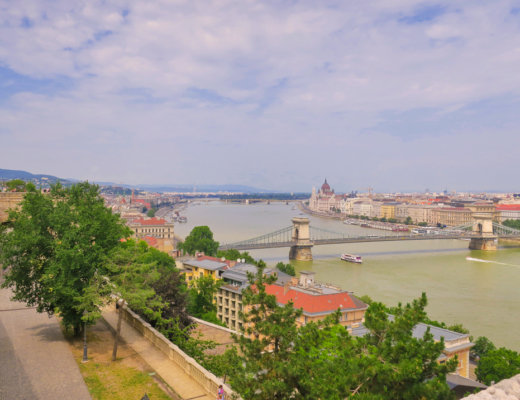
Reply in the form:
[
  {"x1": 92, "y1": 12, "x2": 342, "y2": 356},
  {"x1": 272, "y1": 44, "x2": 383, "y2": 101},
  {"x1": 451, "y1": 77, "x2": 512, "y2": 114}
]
[{"x1": 219, "y1": 234, "x2": 520, "y2": 251}]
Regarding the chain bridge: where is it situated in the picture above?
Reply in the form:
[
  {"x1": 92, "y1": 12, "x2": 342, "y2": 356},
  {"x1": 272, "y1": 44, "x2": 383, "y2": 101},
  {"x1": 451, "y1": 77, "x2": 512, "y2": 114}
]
[{"x1": 218, "y1": 217, "x2": 520, "y2": 261}]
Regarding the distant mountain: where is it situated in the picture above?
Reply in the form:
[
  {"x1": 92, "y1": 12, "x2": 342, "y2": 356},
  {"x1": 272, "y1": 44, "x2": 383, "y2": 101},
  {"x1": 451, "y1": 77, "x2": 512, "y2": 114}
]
[
  {"x1": 0, "y1": 168, "x2": 72, "y2": 186},
  {"x1": 0, "y1": 168, "x2": 270, "y2": 193}
]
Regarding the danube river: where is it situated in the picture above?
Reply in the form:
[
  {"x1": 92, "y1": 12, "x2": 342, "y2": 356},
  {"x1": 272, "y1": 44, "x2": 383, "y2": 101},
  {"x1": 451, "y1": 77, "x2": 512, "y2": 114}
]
[{"x1": 175, "y1": 201, "x2": 520, "y2": 351}]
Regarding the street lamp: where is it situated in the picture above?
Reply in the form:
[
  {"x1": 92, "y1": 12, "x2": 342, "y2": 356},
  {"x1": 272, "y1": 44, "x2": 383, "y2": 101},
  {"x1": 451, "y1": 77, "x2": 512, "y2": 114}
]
[{"x1": 82, "y1": 310, "x2": 88, "y2": 363}]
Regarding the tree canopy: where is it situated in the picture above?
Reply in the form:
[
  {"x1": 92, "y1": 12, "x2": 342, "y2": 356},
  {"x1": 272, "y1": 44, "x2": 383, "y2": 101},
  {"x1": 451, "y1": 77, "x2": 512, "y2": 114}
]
[
  {"x1": 219, "y1": 267, "x2": 456, "y2": 400},
  {"x1": 179, "y1": 225, "x2": 219, "y2": 256},
  {"x1": 0, "y1": 182, "x2": 131, "y2": 333},
  {"x1": 476, "y1": 347, "x2": 520, "y2": 385}
]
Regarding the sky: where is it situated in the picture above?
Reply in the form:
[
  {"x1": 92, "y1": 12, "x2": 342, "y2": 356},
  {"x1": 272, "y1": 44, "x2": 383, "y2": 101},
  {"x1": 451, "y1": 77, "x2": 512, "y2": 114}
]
[{"x1": 1, "y1": 0, "x2": 520, "y2": 192}]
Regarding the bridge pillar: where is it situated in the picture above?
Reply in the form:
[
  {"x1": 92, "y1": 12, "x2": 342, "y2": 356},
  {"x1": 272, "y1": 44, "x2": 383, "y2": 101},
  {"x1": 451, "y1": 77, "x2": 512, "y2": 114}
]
[
  {"x1": 469, "y1": 211, "x2": 497, "y2": 250},
  {"x1": 289, "y1": 217, "x2": 313, "y2": 261}
]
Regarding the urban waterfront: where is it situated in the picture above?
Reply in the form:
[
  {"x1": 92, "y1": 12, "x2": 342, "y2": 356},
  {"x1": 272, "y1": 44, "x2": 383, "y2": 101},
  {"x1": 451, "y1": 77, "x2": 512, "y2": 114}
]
[{"x1": 175, "y1": 200, "x2": 520, "y2": 352}]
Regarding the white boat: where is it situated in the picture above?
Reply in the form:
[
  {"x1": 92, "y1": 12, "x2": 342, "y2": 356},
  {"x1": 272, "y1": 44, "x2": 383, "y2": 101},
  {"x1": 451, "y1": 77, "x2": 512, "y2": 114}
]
[{"x1": 341, "y1": 253, "x2": 363, "y2": 263}]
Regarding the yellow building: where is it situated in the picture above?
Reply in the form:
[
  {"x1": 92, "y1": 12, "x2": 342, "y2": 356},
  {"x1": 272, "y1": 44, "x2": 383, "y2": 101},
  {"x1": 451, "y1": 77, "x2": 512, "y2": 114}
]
[
  {"x1": 180, "y1": 256, "x2": 231, "y2": 285},
  {"x1": 380, "y1": 203, "x2": 398, "y2": 220}
]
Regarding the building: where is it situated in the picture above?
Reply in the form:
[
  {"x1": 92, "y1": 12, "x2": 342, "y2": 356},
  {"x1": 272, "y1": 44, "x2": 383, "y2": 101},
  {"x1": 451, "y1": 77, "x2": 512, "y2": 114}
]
[
  {"x1": 495, "y1": 204, "x2": 520, "y2": 222},
  {"x1": 180, "y1": 256, "x2": 234, "y2": 284},
  {"x1": 265, "y1": 271, "x2": 368, "y2": 330},
  {"x1": 216, "y1": 263, "x2": 290, "y2": 331},
  {"x1": 128, "y1": 217, "x2": 175, "y2": 253},
  {"x1": 217, "y1": 269, "x2": 367, "y2": 332},
  {"x1": 352, "y1": 320, "x2": 474, "y2": 378},
  {"x1": 309, "y1": 179, "x2": 344, "y2": 214}
]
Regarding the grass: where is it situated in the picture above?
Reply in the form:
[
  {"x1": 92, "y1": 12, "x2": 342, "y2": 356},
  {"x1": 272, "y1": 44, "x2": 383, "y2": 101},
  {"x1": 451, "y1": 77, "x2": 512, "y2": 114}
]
[{"x1": 65, "y1": 320, "x2": 176, "y2": 400}]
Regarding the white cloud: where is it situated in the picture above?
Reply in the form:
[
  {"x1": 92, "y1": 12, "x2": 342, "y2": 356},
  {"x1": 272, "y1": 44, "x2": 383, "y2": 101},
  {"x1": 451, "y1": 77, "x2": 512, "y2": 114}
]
[{"x1": 1, "y1": 0, "x2": 520, "y2": 190}]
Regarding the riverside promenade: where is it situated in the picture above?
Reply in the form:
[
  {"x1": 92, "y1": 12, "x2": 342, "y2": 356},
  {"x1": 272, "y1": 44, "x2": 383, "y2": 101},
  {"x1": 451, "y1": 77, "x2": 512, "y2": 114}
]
[
  {"x1": 0, "y1": 285, "x2": 92, "y2": 400},
  {"x1": 102, "y1": 305, "x2": 214, "y2": 400}
]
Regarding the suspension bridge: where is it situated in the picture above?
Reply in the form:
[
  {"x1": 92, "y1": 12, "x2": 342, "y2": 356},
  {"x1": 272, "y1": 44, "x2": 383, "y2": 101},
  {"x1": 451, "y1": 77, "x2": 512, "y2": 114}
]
[{"x1": 219, "y1": 217, "x2": 520, "y2": 260}]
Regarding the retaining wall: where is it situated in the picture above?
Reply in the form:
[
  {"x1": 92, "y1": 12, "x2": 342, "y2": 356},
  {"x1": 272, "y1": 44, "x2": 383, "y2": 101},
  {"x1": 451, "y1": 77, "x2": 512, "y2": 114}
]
[{"x1": 120, "y1": 305, "x2": 237, "y2": 399}]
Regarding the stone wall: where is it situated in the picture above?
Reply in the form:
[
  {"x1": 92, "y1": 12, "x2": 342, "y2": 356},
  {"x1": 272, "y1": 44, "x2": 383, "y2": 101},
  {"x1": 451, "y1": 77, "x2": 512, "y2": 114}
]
[
  {"x1": 0, "y1": 192, "x2": 24, "y2": 223},
  {"x1": 464, "y1": 374, "x2": 520, "y2": 399},
  {"x1": 120, "y1": 305, "x2": 238, "y2": 399}
]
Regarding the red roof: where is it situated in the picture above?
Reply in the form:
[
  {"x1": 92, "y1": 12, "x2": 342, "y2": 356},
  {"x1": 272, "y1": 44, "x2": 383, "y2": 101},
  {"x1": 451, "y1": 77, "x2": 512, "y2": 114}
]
[
  {"x1": 133, "y1": 198, "x2": 151, "y2": 208},
  {"x1": 265, "y1": 284, "x2": 362, "y2": 314},
  {"x1": 496, "y1": 205, "x2": 520, "y2": 211},
  {"x1": 131, "y1": 217, "x2": 167, "y2": 225},
  {"x1": 142, "y1": 236, "x2": 158, "y2": 247}
]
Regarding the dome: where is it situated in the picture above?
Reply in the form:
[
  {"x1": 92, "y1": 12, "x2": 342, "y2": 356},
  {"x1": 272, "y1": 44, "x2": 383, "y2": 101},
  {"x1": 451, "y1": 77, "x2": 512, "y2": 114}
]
[{"x1": 321, "y1": 179, "x2": 331, "y2": 193}]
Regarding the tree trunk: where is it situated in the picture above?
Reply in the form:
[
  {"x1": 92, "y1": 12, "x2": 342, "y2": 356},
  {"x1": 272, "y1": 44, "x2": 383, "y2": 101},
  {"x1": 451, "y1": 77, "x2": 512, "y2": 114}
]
[{"x1": 112, "y1": 301, "x2": 124, "y2": 361}]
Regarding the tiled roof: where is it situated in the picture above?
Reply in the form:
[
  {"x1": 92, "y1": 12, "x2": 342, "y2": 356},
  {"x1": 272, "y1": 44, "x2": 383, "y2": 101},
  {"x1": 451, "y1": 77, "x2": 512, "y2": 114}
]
[
  {"x1": 265, "y1": 284, "x2": 367, "y2": 315},
  {"x1": 183, "y1": 259, "x2": 228, "y2": 271},
  {"x1": 496, "y1": 204, "x2": 520, "y2": 210},
  {"x1": 197, "y1": 255, "x2": 234, "y2": 268},
  {"x1": 142, "y1": 236, "x2": 158, "y2": 247},
  {"x1": 130, "y1": 217, "x2": 168, "y2": 225}
]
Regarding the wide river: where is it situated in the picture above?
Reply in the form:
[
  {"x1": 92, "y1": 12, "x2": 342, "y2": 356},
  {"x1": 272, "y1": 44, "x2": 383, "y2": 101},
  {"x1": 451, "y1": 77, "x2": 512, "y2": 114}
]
[{"x1": 174, "y1": 201, "x2": 520, "y2": 351}]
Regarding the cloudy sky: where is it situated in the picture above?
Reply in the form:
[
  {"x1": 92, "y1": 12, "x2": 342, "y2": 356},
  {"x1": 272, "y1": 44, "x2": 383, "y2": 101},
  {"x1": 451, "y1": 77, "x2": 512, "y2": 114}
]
[{"x1": 1, "y1": 1, "x2": 520, "y2": 192}]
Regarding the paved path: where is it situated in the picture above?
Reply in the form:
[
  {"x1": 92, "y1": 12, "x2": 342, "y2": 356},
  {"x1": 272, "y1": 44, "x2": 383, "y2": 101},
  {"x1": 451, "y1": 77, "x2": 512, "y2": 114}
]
[
  {"x1": 0, "y1": 287, "x2": 91, "y2": 400},
  {"x1": 103, "y1": 306, "x2": 213, "y2": 400}
]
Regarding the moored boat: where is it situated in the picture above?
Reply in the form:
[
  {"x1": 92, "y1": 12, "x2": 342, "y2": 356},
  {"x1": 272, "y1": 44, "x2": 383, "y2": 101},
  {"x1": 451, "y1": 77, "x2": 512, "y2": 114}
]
[{"x1": 341, "y1": 253, "x2": 363, "y2": 263}]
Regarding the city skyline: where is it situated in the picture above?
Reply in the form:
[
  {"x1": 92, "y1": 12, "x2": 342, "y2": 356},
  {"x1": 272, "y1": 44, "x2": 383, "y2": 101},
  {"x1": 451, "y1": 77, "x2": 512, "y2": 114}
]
[{"x1": 2, "y1": 1, "x2": 520, "y2": 192}]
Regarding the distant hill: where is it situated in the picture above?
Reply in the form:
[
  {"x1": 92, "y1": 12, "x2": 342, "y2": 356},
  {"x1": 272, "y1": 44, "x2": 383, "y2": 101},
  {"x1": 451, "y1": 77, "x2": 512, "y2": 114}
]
[
  {"x1": 0, "y1": 168, "x2": 72, "y2": 186},
  {"x1": 0, "y1": 168, "x2": 270, "y2": 193}
]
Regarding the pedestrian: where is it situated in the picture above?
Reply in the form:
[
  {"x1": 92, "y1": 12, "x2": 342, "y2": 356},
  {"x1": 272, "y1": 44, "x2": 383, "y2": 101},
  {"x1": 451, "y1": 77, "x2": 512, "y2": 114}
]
[{"x1": 217, "y1": 384, "x2": 225, "y2": 400}]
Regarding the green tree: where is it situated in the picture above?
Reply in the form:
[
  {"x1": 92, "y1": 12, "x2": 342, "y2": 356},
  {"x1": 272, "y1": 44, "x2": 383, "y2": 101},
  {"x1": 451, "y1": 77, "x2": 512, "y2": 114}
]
[
  {"x1": 476, "y1": 348, "x2": 520, "y2": 385},
  {"x1": 147, "y1": 208, "x2": 157, "y2": 217},
  {"x1": 4, "y1": 179, "x2": 29, "y2": 192},
  {"x1": 187, "y1": 275, "x2": 221, "y2": 318},
  {"x1": 418, "y1": 221, "x2": 428, "y2": 227},
  {"x1": 0, "y1": 182, "x2": 130, "y2": 334},
  {"x1": 502, "y1": 219, "x2": 520, "y2": 230},
  {"x1": 404, "y1": 216, "x2": 413, "y2": 225},
  {"x1": 472, "y1": 336, "x2": 496, "y2": 360},
  {"x1": 179, "y1": 226, "x2": 219, "y2": 256},
  {"x1": 225, "y1": 261, "x2": 303, "y2": 400},
  {"x1": 216, "y1": 249, "x2": 255, "y2": 264},
  {"x1": 275, "y1": 261, "x2": 296, "y2": 276}
]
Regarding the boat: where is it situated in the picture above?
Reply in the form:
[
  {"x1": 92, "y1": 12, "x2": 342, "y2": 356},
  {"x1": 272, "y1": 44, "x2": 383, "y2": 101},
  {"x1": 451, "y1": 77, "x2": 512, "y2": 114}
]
[{"x1": 341, "y1": 253, "x2": 363, "y2": 263}]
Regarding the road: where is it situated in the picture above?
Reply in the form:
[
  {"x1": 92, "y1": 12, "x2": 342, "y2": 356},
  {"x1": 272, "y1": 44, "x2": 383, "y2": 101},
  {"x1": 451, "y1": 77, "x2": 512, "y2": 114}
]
[{"x1": 0, "y1": 281, "x2": 91, "y2": 400}]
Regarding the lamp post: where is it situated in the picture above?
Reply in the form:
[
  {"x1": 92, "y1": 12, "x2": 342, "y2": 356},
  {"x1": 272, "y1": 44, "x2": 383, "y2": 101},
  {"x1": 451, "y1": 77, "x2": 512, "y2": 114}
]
[{"x1": 82, "y1": 311, "x2": 88, "y2": 363}]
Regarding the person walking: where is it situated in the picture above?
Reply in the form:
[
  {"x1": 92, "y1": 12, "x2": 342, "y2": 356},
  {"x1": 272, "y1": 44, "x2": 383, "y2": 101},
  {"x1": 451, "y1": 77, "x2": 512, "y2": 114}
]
[{"x1": 217, "y1": 384, "x2": 225, "y2": 400}]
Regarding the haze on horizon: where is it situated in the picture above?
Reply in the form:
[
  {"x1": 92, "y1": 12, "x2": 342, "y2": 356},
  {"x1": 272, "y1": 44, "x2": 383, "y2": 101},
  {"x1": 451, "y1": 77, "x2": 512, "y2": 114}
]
[{"x1": 1, "y1": 1, "x2": 520, "y2": 193}]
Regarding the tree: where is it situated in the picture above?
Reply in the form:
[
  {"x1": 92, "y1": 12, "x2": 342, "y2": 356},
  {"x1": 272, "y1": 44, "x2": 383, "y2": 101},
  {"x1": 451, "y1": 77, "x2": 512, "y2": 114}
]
[
  {"x1": 4, "y1": 179, "x2": 30, "y2": 192},
  {"x1": 179, "y1": 226, "x2": 219, "y2": 256},
  {"x1": 216, "y1": 249, "x2": 255, "y2": 264},
  {"x1": 187, "y1": 275, "x2": 221, "y2": 318},
  {"x1": 147, "y1": 208, "x2": 156, "y2": 218},
  {"x1": 225, "y1": 261, "x2": 303, "y2": 400},
  {"x1": 503, "y1": 219, "x2": 520, "y2": 230},
  {"x1": 472, "y1": 336, "x2": 496, "y2": 360},
  {"x1": 0, "y1": 182, "x2": 131, "y2": 334},
  {"x1": 404, "y1": 216, "x2": 413, "y2": 225},
  {"x1": 476, "y1": 348, "x2": 520, "y2": 385},
  {"x1": 275, "y1": 261, "x2": 296, "y2": 276}
]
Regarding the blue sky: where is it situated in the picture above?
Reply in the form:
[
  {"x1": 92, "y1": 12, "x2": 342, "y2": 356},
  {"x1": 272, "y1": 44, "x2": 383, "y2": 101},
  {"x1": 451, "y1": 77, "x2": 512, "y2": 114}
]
[{"x1": 1, "y1": 0, "x2": 520, "y2": 192}]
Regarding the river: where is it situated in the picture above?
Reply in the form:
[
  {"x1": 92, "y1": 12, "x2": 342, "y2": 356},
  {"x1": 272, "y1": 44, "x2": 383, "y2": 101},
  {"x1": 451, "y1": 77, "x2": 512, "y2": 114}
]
[{"x1": 174, "y1": 200, "x2": 520, "y2": 351}]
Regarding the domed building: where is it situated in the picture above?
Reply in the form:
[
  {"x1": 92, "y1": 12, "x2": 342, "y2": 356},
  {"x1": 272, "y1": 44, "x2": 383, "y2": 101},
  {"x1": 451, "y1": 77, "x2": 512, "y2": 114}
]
[{"x1": 309, "y1": 179, "x2": 344, "y2": 213}]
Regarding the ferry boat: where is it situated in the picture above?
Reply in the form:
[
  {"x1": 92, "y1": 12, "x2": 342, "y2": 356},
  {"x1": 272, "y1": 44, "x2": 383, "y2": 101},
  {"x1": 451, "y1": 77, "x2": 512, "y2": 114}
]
[{"x1": 341, "y1": 253, "x2": 363, "y2": 264}]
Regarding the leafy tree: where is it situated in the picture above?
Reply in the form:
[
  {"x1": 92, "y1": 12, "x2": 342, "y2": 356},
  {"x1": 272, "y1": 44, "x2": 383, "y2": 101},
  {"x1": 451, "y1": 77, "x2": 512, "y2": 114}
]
[
  {"x1": 147, "y1": 208, "x2": 157, "y2": 217},
  {"x1": 216, "y1": 248, "x2": 255, "y2": 264},
  {"x1": 472, "y1": 336, "x2": 496, "y2": 360},
  {"x1": 476, "y1": 347, "x2": 520, "y2": 385},
  {"x1": 275, "y1": 261, "x2": 296, "y2": 276},
  {"x1": 179, "y1": 226, "x2": 219, "y2": 256},
  {"x1": 187, "y1": 275, "x2": 221, "y2": 317},
  {"x1": 0, "y1": 182, "x2": 130, "y2": 334},
  {"x1": 503, "y1": 219, "x2": 520, "y2": 230},
  {"x1": 404, "y1": 216, "x2": 413, "y2": 225},
  {"x1": 4, "y1": 179, "x2": 29, "y2": 192},
  {"x1": 418, "y1": 222, "x2": 428, "y2": 226}
]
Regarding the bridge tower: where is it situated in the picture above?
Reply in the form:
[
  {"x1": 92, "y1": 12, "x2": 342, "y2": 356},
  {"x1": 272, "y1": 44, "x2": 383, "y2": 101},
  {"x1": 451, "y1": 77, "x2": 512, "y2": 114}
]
[
  {"x1": 289, "y1": 217, "x2": 313, "y2": 261},
  {"x1": 469, "y1": 210, "x2": 497, "y2": 250}
]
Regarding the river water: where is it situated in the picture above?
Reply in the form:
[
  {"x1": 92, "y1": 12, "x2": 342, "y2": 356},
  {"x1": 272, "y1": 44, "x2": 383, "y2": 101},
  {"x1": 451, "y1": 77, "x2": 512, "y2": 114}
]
[{"x1": 175, "y1": 201, "x2": 520, "y2": 351}]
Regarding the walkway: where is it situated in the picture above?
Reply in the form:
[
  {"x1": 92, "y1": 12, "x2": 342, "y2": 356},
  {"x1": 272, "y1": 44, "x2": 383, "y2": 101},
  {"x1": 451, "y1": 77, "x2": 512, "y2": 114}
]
[
  {"x1": 0, "y1": 286, "x2": 92, "y2": 400},
  {"x1": 102, "y1": 305, "x2": 213, "y2": 400}
]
